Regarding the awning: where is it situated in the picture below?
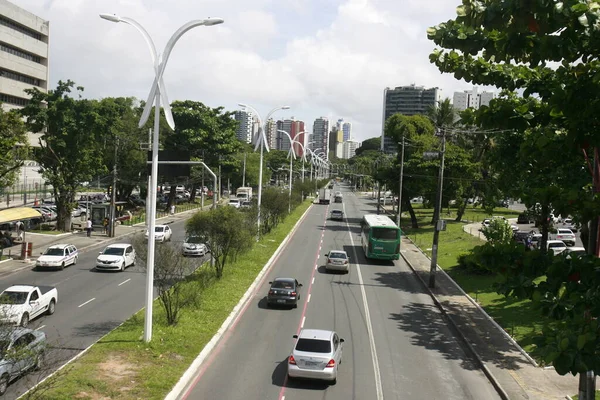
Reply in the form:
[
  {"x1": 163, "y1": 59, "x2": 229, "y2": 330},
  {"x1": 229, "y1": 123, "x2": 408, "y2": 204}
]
[{"x1": 0, "y1": 207, "x2": 42, "y2": 224}]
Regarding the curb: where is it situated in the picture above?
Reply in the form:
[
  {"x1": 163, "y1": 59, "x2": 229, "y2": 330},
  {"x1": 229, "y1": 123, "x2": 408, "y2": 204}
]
[
  {"x1": 400, "y1": 241, "x2": 510, "y2": 400},
  {"x1": 404, "y1": 236, "x2": 539, "y2": 367},
  {"x1": 165, "y1": 202, "x2": 314, "y2": 400}
]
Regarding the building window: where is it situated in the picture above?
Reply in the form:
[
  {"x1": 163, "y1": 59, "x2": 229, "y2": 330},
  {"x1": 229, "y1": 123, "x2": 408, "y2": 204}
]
[
  {"x1": 0, "y1": 68, "x2": 40, "y2": 86},
  {"x1": 0, "y1": 16, "x2": 42, "y2": 41},
  {"x1": 0, "y1": 93, "x2": 29, "y2": 106},
  {"x1": 0, "y1": 42, "x2": 41, "y2": 63}
]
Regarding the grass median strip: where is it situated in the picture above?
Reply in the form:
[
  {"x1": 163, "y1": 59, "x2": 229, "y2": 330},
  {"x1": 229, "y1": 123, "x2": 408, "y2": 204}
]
[
  {"x1": 33, "y1": 200, "x2": 312, "y2": 400},
  {"x1": 402, "y1": 206, "x2": 545, "y2": 358}
]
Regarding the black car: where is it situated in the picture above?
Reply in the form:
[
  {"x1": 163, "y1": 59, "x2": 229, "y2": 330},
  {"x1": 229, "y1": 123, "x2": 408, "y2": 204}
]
[
  {"x1": 267, "y1": 278, "x2": 302, "y2": 308},
  {"x1": 517, "y1": 212, "x2": 534, "y2": 224}
]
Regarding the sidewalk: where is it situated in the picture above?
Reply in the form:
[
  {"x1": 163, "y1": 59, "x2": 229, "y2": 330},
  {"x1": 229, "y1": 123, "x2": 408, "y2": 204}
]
[
  {"x1": 0, "y1": 204, "x2": 214, "y2": 278},
  {"x1": 400, "y1": 236, "x2": 578, "y2": 400}
]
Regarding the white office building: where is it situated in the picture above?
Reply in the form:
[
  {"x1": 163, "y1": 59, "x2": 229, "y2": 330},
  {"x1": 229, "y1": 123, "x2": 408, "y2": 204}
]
[
  {"x1": 342, "y1": 140, "x2": 359, "y2": 159},
  {"x1": 0, "y1": 0, "x2": 50, "y2": 147},
  {"x1": 234, "y1": 110, "x2": 253, "y2": 144},
  {"x1": 335, "y1": 142, "x2": 343, "y2": 159},
  {"x1": 453, "y1": 87, "x2": 496, "y2": 111}
]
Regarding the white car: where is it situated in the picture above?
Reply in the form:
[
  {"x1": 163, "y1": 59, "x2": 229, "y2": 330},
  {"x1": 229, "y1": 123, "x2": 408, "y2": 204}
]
[
  {"x1": 553, "y1": 228, "x2": 576, "y2": 246},
  {"x1": 324, "y1": 250, "x2": 350, "y2": 273},
  {"x1": 287, "y1": 329, "x2": 344, "y2": 383},
  {"x1": 547, "y1": 240, "x2": 567, "y2": 256},
  {"x1": 182, "y1": 236, "x2": 209, "y2": 257},
  {"x1": 228, "y1": 199, "x2": 241, "y2": 208},
  {"x1": 565, "y1": 246, "x2": 586, "y2": 259},
  {"x1": 145, "y1": 225, "x2": 172, "y2": 242},
  {"x1": 36, "y1": 244, "x2": 78, "y2": 270},
  {"x1": 0, "y1": 285, "x2": 58, "y2": 327},
  {"x1": 96, "y1": 244, "x2": 136, "y2": 271}
]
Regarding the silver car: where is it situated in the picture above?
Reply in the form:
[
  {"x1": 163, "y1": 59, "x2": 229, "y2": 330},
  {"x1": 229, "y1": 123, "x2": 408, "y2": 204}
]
[
  {"x1": 0, "y1": 327, "x2": 47, "y2": 395},
  {"x1": 287, "y1": 329, "x2": 344, "y2": 383},
  {"x1": 324, "y1": 250, "x2": 349, "y2": 273},
  {"x1": 182, "y1": 236, "x2": 208, "y2": 257}
]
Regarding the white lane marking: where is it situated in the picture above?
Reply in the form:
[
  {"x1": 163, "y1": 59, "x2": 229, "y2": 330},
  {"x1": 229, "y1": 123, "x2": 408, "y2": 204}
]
[
  {"x1": 308, "y1": 294, "x2": 311, "y2": 303},
  {"x1": 301, "y1": 316, "x2": 305, "y2": 328},
  {"x1": 118, "y1": 278, "x2": 131, "y2": 286},
  {"x1": 343, "y1": 201, "x2": 384, "y2": 400},
  {"x1": 314, "y1": 264, "x2": 318, "y2": 270},
  {"x1": 78, "y1": 298, "x2": 95, "y2": 308},
  {"x1": 36, "y1": 325, "x2": 45, "y2": 331},
  {"x1": 312, "y1": 277, "x2": 315, "y2": 284}
]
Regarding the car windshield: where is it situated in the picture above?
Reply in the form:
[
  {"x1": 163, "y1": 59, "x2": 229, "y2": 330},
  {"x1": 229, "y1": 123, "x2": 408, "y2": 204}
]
[
  {"x1": 557, "y1": 230, "x2": 571, "y2": 234},
  {"x1": 103, "y1": 247, "x2": 125, "y2": 256},
  {"x1": 295, "y1": 338, "x2": 331, "y2": 353},
  {"x1": 186, "y1": 236, "x2": 203, "y2": 244},
  {"x1": 549, "y1": 243, "x2": 565, "y2": 248},
  {"x1": 155, "y1": 227, "x2": 165, "y2": 233},
  {"x1": 0, "y1": 291, "x2": 27, "y2": 305},
  {"x1": 371, "y1": 227, "x2": 398, "y2": 240},
  {"x1": 271, "y1": 281, "x2": 294, "y2": 289},
  {"x1": 332, "y1": 211, "x2": 342, "y2": 214},
  {"x1": 329, "y1": 252, "x2": 347, "y2": 259},
  {"x1": 43, "y1": 248, "x2": 64, "y2": 256}
]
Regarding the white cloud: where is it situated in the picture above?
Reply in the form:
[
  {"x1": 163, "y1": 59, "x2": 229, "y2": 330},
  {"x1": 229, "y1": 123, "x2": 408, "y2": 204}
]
[{"x1": 16, "y1": 0, "x2": 482, "y2": 143}]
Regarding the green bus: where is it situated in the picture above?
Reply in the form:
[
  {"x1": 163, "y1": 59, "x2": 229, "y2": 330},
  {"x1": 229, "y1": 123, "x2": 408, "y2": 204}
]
[{"x1": 360, "y1": 214, "x2": 401, "y2": 260}]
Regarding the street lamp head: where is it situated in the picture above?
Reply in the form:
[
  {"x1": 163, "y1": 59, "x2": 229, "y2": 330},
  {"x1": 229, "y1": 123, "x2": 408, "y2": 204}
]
[
  {"x1": 99, "y1": 13, "x2": 121, "y2": 23},
  {"x1": 281, "y1": 106, "x2": 291, "y2": 110},
  {"x1": 238, "y1": 103, "x2": 248, "y2": 108},
  {"x1": 203, "y1": 17, "x2": 224, "y2": 26}
]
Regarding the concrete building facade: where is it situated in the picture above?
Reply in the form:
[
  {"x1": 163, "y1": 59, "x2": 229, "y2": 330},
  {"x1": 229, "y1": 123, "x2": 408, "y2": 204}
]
[
  {"x1": 265, "y1": 118, "x2": 277, "y2": 150},
  {"x1": 342, "y1": 122, "x2": 352, "y2": 142},
  {"x1": 0, "y1": 0, "x2": 50, "y2": 146},
  {"x1": 453, "y1": 86, "x2": 496, "y2": 112},
  {"x1": 234, "y1": 110, "x2": 253, "y2": 144},
  {"x1": 276, "y1": 118, "x2": 305, "y2": 156},
  {"x1": 380, "y1": 85, "x2": 440, "y2": 153},
  {"x1": 311, "y1": 117, "x2": 329, "y2": 159},
  {"x1": 342, "y1": 140, "x2": 359, "y2": 159}
]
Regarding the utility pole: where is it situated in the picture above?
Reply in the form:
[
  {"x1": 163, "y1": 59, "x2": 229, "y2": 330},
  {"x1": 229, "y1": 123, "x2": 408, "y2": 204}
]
[
  {"x1": 429, "y1": 129, "x2": 446, "y2": 288},
  {"x1": 110, "y1": 138, "x2": 118, "y2": 238},
  {"x1": 242, "y1": 152, "x2": 247, "y2": 187},
  {"x1": 397, "y1": 137, "x2": 405, "y2": 227}
]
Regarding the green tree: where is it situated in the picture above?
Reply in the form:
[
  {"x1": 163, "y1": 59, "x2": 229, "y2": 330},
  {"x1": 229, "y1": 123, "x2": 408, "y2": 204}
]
[
  {"x1": 0, "y1": 107, "x2": 28, "y2": 189},
  {"x1": 427, "y1": 98, "x2": 457, "y2": 129},
  {"x1": 21, "y1": 81, "x2": 107, "y2": 231},
  {"x1": 355, "y1": 137, "x2": 381, "y2": 156},
  {"x1": 186, "y1": 206, "x2": 253, "y2": 278}
]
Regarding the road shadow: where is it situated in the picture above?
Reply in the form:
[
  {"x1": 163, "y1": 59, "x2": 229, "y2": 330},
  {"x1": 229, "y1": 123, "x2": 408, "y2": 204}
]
[
  {"x1": 317, "y1": 265, "x2": 348, "y2": 275},
  {"x1": 372, "y1": 270, "x2": 427, "y2": 294},
  {"x1": 271, "y1": 357, "x2": 331, "y2": 390},
  {"x1": 389, "y1": 303, "x2": 482, "y2": 371},
  {"x1": 344, "y1": 244, "x2": 396, "y2": 267},
  {"x1": 72, "y1": 320, "x2": 123, "y2": 338},
  {"x1": 257, "y1": 296, "x2": 296, "y2": 310}
]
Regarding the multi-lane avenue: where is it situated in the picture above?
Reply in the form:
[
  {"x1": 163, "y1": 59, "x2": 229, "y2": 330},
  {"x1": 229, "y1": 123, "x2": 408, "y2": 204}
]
[
  {"x1": 1, "y1": 217, "x2": 205, "y2": 400},
  {"x1": 178, "y1": 184, "x2": 500, "y2": 400}
]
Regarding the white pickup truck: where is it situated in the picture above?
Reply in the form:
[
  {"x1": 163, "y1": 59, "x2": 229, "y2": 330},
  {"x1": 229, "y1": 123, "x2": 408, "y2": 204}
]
[{"x1": 0, "y1": 285, "x2": 58, "y2": 328}]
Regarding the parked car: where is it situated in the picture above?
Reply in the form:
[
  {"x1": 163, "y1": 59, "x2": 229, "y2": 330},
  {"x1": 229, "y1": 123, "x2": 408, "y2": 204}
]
[
  {"x1": 324, "y1": 250, "x2": 350, "y2": 273},
  {"x1": 517, "y1": 212, "x2": 534, "y2": 224},
  {"x1": 228, "y1": 199, "x2": 241, "y2": 209},
  {"x1": 547, "y1": 240, "x2": 568, "y2": 255},
  {"x1": 330, "y1": 210, "x2": 344, "y2": 221},
  {"x1": 240, "y1": 200, "x2": 252, "y2": 209},
  {"x1": 0, "y1": 327, "x2": 47, "y2": 395},
  {"x1": 287, "y1": 329, "x2": 344, "y2": 383},
  {"x1": 551, "y1": 228, "x2": 576, "y2": 246},
  {"x1": 267, "y1": 278, "x2": 302, "y2": 308},
  {"x1": 0, "y1": 285, "x2": 58, "y2": 327},
  {"x1": 96, "y1": 243, "x2": 136, "y2": 272},
  {"x1": 564, "y1": 247, "x2": 586, "y2": 259},
  {"x1": 36, "y1": 244, "x2": 78, "y2": 270},
  {"x1": 145, "y1": 225, "x2": 172, "y2": 242},
  {"x1": 182, "y1": 236, "x2": 209, "y2": 257}
]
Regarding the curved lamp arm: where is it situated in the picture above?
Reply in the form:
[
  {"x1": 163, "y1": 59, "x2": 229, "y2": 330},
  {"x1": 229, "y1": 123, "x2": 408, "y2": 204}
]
[{"x1": 277, "y1": 130, "x2": 296, "y2": 160}]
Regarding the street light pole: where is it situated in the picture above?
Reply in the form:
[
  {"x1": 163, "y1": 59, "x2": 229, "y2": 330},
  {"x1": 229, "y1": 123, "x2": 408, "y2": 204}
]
[
  {"x1": 101, "y1": 13, "x2": 223, "y2": 343},
  {"x1": 429, "y1": 129, "x2": 447, "y2": 289},
  {"x1": 238, "y1": 104, "x2": 290, "y2": 241},
  {"x1": 397, "y1": 137, "x2": 405, "y2": 228},
  {"x1": 277, "y1": 129, "x2": 296, "y2": 214}
]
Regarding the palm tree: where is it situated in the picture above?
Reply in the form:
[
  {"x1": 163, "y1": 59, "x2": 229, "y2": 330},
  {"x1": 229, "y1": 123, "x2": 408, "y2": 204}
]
[{"x1": 427, "y1": 98, "x2": 457, "y2": 129}]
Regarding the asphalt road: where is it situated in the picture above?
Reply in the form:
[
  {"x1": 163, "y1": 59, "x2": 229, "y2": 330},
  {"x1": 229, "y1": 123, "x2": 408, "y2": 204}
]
[
  {"x1": 179, "y1": 183, "x2": 500, "y2": 400},
  {"x1": 0, "y1": 217, "x2": 206, "y2": 400}
]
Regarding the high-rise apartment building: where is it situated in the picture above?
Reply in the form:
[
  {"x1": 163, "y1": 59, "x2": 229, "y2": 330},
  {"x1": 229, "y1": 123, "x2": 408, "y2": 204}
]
[
  {"x1": 342, "y1": 140, "x2": 360, "y2": 159},
  {"x1": 453, "y1": 86, "x2": 496, "y2": 111},
  {"x1": 234, "y1": 110, "x2": 253, "y2": 143},
  {"x1": 335, "y1": 142, "x2": 343, "y2": 159},
  {"x1": 380, "y1": 85, "x2": 440, "y2": 153},
  {"x1": 342, "y1": 122, "x2": 352, "y2": 142},
  {"x1": 276, "y1": 118, "x2": 305, "y2": 156},
  {"x1": 265, "y1": 118, "x2": 277, "y2": 150},
  {"x1": 328, "y1": 125, "x2": 339, "y2": 159},
  {"x1": 0, "y1": 0, "x2": 50, "y2": 146},
  {"x1": 311, "y1": 117, "x2": 329, "y2": 159}
]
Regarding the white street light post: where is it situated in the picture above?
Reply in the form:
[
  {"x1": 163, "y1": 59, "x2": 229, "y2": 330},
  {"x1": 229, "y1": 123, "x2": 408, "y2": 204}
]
[
  {"x1": 238, "y1": 104, "x2": 289, "y2": 240},
  {"x1": 100, "y1": 13, "x2": 223, "y2": 343},
  {"x1": 277, "y1": 129, "x2": 296, "y2": 214},
  {"x1": 290, "y1": 139, "x2": 306, "y2": 182}
]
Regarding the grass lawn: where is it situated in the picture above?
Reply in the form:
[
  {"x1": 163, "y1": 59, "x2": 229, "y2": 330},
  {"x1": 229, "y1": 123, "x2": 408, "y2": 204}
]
[
  {"x1": 33, "y1": 200, "x2": 312, "y2": 400},
  {"x1": 573, "y1": 391, "x2": 600, "y2": 400},
  {"x1": 402, "y1": 205, "x2": 545, "y2": 358}
]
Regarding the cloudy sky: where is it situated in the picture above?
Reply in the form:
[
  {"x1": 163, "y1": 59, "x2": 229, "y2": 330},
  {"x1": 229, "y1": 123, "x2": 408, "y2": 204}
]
[{"x1": 18, "y1": 0, "x2": 479, "y2": 143}]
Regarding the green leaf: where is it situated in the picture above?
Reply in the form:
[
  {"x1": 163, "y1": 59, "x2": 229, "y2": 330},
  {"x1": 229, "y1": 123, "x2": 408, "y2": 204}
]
[
  {"x1": 550, "y1": 108, "x2": 564, "y2": 117},
  {"x1": 554, "y1": 352, "x2": 574, "y2": 375},
  {"x1": 577, "y1": 334, "x2": 587, "y2": 350},
  {"x1": 571, "y1": 4, "x2": 589, "y2": 13},
  {"x1": 458, "y1": 32, "x2": 467, "y2": 39},
  {"x1": 560, "y1": 337, "x2": 570, "y2": 351},
  {"x1": 456, "y1": 5, "x2": 467, "y2": 17}
]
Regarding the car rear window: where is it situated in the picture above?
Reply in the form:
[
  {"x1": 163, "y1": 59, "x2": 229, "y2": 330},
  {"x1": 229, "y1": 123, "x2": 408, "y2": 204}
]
[
  {"x1": 549, "y1": 242, "x2": 565, "y2": 248},
  {"x1": 271, "y1": 281, "x2": 294, "y2": 289},
  {"x1": 557, "y1": 229, "x2": 571, "y2": 234},
  {"x1": 329, "y1": 252, "x2": 346, "y2": 259},
  {"x1": 295, "y1": 338, "x2": 331, "y2": 353}
]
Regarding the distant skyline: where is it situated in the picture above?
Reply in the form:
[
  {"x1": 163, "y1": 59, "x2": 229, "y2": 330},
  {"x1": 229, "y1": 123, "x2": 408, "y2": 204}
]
[{"x1": 15, "y1": 0, "x2": 493, "y2": 142}]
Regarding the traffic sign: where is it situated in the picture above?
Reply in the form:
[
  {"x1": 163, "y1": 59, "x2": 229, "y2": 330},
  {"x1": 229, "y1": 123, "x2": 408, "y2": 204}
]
[{"x1": 423, "y1": 151, "x2": 440, "y2": 160}]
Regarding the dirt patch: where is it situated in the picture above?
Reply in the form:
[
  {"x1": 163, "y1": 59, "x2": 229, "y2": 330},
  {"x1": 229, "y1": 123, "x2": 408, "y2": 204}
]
[
  {"x1": 74, "y1": 391, "x2": 111, "y2": 400},
  {"x1": 73, "y1": 353, "x2": 141, "y2": 398}
]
